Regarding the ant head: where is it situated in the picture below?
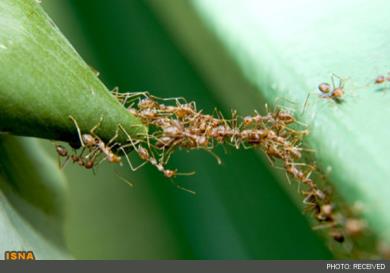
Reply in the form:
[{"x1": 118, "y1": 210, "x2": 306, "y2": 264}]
[
  {"x1": 55, "y1": 145, "x2": 68, "y2": 157},
  {"x1": 164, "y1": 169, "x2": 176, "y2": 178},
  {"x1": 318, "y1": 83, "x2": 331, "y2": 93}
]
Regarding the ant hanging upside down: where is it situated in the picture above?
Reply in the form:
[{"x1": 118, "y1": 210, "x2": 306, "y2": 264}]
[{"x1": 54, "y1": 116, "x2": 123, "y2": 172}]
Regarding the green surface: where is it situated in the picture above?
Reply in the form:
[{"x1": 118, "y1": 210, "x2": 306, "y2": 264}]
[
  {"x1": 0, "y1": 0, "x2": 144, "y2": 144},
  {"x1": 151, "y1": 0, "x2": 390, "y2": 245},
  {"x1": 0, "y1": 136, "x2": 70, "y2": 259},
  {"x1": 0, "y1": 0, "x2": 343, "y2": 259},
  {"x1": 40, "y1": 0, "x2": 331, "y2": 259}
]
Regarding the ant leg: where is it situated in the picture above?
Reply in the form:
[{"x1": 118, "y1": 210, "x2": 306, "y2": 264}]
[
  {"x1": 96, "y1": 156, "x2": 107, "y2": 168},
  {"x1": 119, "y1": 124, "x2": 152, "y2": 151},
  {"x1": 122, "y1": 91, "x2": 145, "y2": 107},
  {"x1": 77, "y1": 146, "x2": 86, "y2": 156},
  {"x1": 170, "y1": 179, "x2": 196, "y2": 195},
  {"x1": 331, "y1": 74, "x2": 337, "y2": 90},
  {"x1": 264, "y1": 153, "x2": 275, "y2": 167},
  {"x1": 119, "y1": 147, "x2": 148, "y2": 171},
  {"x1": 161, "y1": 148, "x2": 173, "y2": 165},
  {"x1": 332, "y1": 73, "x2": 349, "y2": 89},
  {"x1": 69, "y1": 115, "x2": 85, "y2": 147},
  {"x1": 90, "y1": 116, "x2": 104, "y2": 136},
  {"x1": 288, "y1": 162, "x2": 308, "y2": 167},
  {"x1": 106, "y1": 126, "x2": 120, "y2": 148},
  {"x1": 203, "y1": 148, "x2": 222, "y2": 165},
  {"x1": 214, "y1": 108, "x2": 229, "y2": 128},
  {"x1": 264, "y1": 103, "x2": 269, "y2": 114},
  {"x1": 190, "y1": 100, "x2": 197, "y2": 111},
  {"x1": 111, "y1": 86, "x2": 119, "y2": 95},
  {"x1": 57, "y1": 155, "x2": 70, "y2": 170},
  {"x1": 241, "y1": 141, "x2": 253, "y2": 150},
  {"x1": 312, "y1": 222, "x2": 337, "y2": 230},
  {"x1": 118, "y1": 126, "x2": 151, "y2": 160},
  {"x1": 119, "y1": 92, "x2": 145, "y2": 107},
  {"x1": 296, "y1": 177, "x2": 301, "y2": 192},
  {"x1": 271, "y1": 165, "x2": 285, "y2": 172},
  {"x1": 84, "y1": 147, "x2": 100, "y2": 160},
  {"x1": 150, "y1": 95, "x2": 188, "y2": 105},
  {"x1": 301, "y1": 93, "x2": 311, "y2": 115},
  {"x1": 56, "y1": 154, "x2": 61, "y2": 168},
  {"x1": 303, "y1": 193, "x2": 316, "y2": 206},
  {"x1": 160, "y1": 145, "x2": 176, "y2": 165},
  {"x1": 285, "y1": 172, "x2": 292, "y2": 185},
  {"x1": 114, "y1": 171, "x2": 134, "y2": 187},
  {"x1": 305, "y1": 163, "x2": 316, "y2": 174},
  {"x1": 175, "y1": 170, "x2": 196, "y2": 176}
]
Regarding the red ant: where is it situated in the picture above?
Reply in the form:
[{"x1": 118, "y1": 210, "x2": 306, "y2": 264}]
[
  {"x1": 54, "y1": 143, "x2": 95, "y2": 170},
  {"x1": 55, "y1": 144, "x2": 69, "y2": 169},
  {"x1": 374, "y1": 72, "x2": 390, "y2": 84},
  {"x1": 69, "y1": 115, "x2": 122, "y2": 168},
  {"x1": 318, "y1": 74, "x2": 346, "y2": 100}
]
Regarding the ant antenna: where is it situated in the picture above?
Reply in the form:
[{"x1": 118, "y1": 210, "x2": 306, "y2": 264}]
[
  {"x1": 114, "y1": 170, "x2": 134, "y2": 187},
  {"x1": 170, "y1": 179, "x2": 196, "y2": 195}
]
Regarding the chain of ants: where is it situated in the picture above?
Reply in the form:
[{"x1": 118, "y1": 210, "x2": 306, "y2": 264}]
[
  {"x1": 53, "y1": 73, "x2": 390, "y2": 253},
  {"x1": 54, "y1": 94, "x2": 359, "y2": 247}
]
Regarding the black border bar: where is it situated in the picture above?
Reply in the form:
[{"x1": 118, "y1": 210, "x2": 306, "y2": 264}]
[{"x1": 0, "y1": 260, "x2": 388, "y2": 273}]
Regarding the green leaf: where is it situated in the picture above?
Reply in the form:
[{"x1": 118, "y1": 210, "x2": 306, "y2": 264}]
[
  {"x1": 0, "y1": 0, "x2": 145, "y2": 144},
  {"x1": 0, "y1": 135, "x2": 70, "y2": 259},
  {"x1": 150, "y1": 0, "x2": 390, "y2": 252},
  {"x1": 61, "y1": 0, "x2": 331, "y2": 259}
]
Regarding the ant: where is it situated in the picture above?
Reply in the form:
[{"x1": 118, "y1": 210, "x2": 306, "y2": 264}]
[
  {"x1": 373, "y1": 73, "x2": 390, "y2": 95},
  {"x1": 69, "y1": 115, "x2": 122, "y2": 168},
  {"x1": 55, "y1": 144, "x2": 69, "y2": 169},
  {"x1": 375, "y1": 75, "x2": 385, "y2": 84},
  {"x1": 318, "y1": 74, "x2": 346, "y2": 101},
  {"x1": 374, "y1": 72, "x2": 390, "y2": 84},
  {"x1": 54, "y1": 143, "x2": 96, "y2": 170},
  {"x1": 118, "y1": 125, "x2": 196, "y2": 181},
  {"x1": 345, "y1": 218, "x2": 366, "y2": 236}
]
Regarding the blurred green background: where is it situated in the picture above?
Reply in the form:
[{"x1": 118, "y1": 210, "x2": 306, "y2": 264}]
[{"x1": 41, "y1": 0, "x2": 331, "y2": 259}]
